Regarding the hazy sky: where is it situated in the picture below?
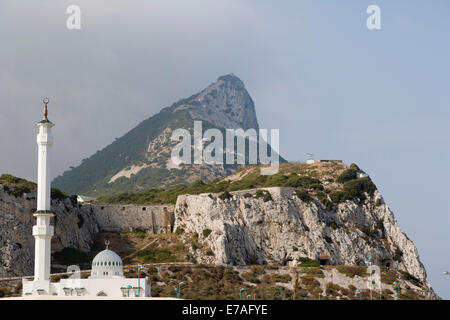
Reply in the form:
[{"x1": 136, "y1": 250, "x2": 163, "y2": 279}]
[{"x1": 0, "y1": 1, "x2": 449, "y2": 298}]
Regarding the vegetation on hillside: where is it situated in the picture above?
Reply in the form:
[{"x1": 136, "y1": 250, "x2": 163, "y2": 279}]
[
  {"x1": 135, "y1": 248, "x2": 178, "y2": 263},
  {"x1": 126, "y1": 265, "x2": 296, "y2": 300},
  {"x1": 329, "y1": 177, "x2": 376, "y2": 203},
  {"x1": 96, "y1": 161, "x2": 378, "y2": 207},
  {"x1": 53, "y1": 108, "x2": 198, "y2": 196},
  {"x1": 297, "y1": 257, "x2": 320, "y2": 267},
  {"x1": 0, "y1": 174, "x2": 37, "y2": 197},
  {"x1": 124, "y1": 264, "x2": 426, "y2": 300},
  {"x1": 91, "y1": 232, "x2": 190, "y2": 265},
  {"x1": 0, "y1": 174, "x2": 77, "y2": 204}
]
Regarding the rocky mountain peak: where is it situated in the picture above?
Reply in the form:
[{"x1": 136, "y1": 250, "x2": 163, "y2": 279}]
[
  {"x1": 217, "y1": 73, "x2": 245, "y2": 88},
  {"x1": 172, "y1": 73, "x2": 258, "y2": 131},
  {"x1": 53, "y1": 75, "x2": 264, "y2": 196}
]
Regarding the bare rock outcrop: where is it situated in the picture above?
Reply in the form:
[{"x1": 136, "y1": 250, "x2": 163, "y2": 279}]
[
  {"x1": 0, "y1": 186, "x2": 97, "y2": 277},
  {"x1": 174, "y1": 187, "x2": 428, "y2": 282}
]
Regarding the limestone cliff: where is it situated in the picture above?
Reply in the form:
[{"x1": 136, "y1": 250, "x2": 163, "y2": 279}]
[
  {"x1": 0, "y1": 186, "x2": 97, "y2": 277},
  {"x1": 173, "y1": 187, "x2": 428, "y2": 283}
]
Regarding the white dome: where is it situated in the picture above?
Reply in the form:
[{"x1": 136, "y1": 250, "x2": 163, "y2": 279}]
[{"x1": 89, "y1": 249, "x2": 124, "y2": 279}]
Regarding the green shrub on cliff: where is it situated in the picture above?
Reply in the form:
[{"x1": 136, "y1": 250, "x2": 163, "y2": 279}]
[
  {"x1": 202, "y1": 229, "x2": 212, "y2": 237},
  {"x1": 330, "y1": 177, "x2": 377, "y2": 203},
  {"x1": 295, "y1": 189, "x2": 311, "y2": 202},
  {"x1": 255, "y1": 190, "x2": 272, "y2": 202},
  {"x1": 218, "y1": 191, "x2": 232, "y2": 200},
  {"x1": 336, "y1": 169, "x2": 358, "y2": 184}
]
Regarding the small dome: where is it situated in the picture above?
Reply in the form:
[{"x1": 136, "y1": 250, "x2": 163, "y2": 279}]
[
  {"x1": 92, "y1": 249, "x2": 122, "y2": 265},
  {"x1": 90, "y1": 249, "x2": 124, "y2": 279}
]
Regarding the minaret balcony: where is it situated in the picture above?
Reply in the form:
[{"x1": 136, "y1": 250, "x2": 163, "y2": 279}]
[{"x1": 32, "y1": 225, "x2": 54, "y2": 237}]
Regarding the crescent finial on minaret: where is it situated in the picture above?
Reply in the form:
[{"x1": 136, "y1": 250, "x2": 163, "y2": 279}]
[{"x1": 43, "y1": 98, "x2": 49, "y2": 121}]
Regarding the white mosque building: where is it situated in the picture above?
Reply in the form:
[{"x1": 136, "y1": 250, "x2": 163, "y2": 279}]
[{"x1": 22, "y1": 99, "x2": 150, "y2": 298}]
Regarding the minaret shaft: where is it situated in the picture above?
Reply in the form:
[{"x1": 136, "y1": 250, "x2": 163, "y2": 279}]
[
  {"x1": 33, "y1": 119, "x2": 54, "y2": 283},
  {"x1": 37, "y1": 125, "x2": 53, "y2": 211}
]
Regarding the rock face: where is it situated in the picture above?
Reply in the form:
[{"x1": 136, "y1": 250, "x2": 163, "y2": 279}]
[
  {"x1": 0, "y1": 186, "x2": 97, "y2": 278},
  {"x1": 174, "y1": 187, "x2": 428, "y2": 282},
  {"x1": 53, "y1": 74, "x2": 271, "y2": 197},
  {"x1": 0, "y1": 186, "x2": 175, "y2": 278},
  {"x1": 185, "y1": 74, "x2": 259, "y2": 131}
]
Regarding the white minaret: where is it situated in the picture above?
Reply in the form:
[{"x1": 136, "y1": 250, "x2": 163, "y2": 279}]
[{"x1": 32, "y1": 98, "x2": 55, "y2": 293}]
